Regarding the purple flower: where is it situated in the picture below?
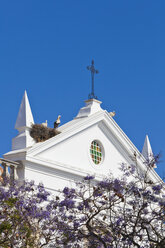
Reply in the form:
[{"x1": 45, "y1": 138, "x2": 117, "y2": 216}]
[
  {"x1": 116, "y1": 217, "x2": 123, "y2": 226},
  {"x1": 63, "y1": 187, "x2": 70, "y2": 195},
  {"x1": 99, "y1": 180, "x2": 111, "y2": 189},
  {"x1": 113, "y1": 179, "x2": 123, "y2": 193},
  {"x1": 93, "y1": 189, "x2": 103, "y2": 197},
  {"x1": 152, "y1": 185, "x2": 162, "y2": 194},
  {"x1": 84, "y1": 175, "x2": 95, "y2": 180},
  {"x1": 77, "y1": 203, "x2": 84, "y2": 210},
  {"x1": 60, "y1": 199, "x2": 75, "y2": 209}
]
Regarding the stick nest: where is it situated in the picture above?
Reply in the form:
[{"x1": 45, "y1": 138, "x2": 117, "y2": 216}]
[{"x1": 30, "y1": 124, "x2": 61, "y2": 143}]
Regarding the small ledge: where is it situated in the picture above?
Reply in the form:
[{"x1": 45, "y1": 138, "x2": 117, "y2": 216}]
[{"x1": 75, "y1": 99, "x2": 103, "y2": 119}]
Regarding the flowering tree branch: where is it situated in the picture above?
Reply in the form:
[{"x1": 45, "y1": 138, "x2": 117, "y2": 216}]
[{"x1": 0, "y1": 154, "x2": 165, "y2": 247}]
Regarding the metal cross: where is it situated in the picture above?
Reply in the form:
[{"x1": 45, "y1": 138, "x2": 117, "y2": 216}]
[{"x1": 87, "y1": 60, "x2": 99, "y2": 99}]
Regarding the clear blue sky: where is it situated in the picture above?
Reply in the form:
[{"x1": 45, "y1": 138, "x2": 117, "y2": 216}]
[{"x1": 0, "y1": 1, "x2": 165, "y2": 177}]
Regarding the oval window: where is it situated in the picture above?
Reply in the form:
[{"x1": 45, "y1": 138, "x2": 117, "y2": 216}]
[{"x1": 90, "y1": 140, "x2": 103, "y2": 165}]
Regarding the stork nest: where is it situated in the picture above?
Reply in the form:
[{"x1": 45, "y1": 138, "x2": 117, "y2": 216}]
[{"x1": 30, "y1": 124, "x2": 60, "y2": 143}]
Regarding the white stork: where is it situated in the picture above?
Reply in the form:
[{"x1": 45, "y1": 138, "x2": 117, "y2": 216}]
[
  {"x1": 41, "y1": 120, "x2": 48, "y2": 127},
  {"x1": 54, "y1": 115, "x2": 61, "y2": 129}
]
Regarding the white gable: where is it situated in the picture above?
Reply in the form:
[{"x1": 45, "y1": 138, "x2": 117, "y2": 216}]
[
  {"x1": 30, "y1": 122, "x2": 128, "y2": 177},
  {"x1": 3, "y1": 95, "x2": 161, "y2": 192}
]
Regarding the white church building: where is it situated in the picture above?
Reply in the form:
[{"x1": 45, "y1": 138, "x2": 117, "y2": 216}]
[{"x1": 1, "y1": 90, "x2": 161, "y2": 192}]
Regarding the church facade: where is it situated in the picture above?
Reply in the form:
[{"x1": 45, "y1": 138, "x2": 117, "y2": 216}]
[{"x1": 2, "y1": 91, "x2": 160, "y2": 192}]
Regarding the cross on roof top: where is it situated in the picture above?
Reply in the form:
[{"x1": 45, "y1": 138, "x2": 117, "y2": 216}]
[{"x1": 87, "y1": 60, "x2": 99, "y2": 99}]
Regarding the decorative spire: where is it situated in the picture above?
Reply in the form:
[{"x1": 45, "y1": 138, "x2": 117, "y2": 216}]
[
  {"x1": 12, "y1": 91, "x2": 35, "y2": 150},
  {"x1": 87, "y1": 60, "x2": 99, "y2": 99},
  {"x1": 142, "y1": 135, "x2": 156, "y2": 168},
  {"x1": 142, "y1": 135, "x2": 152, "y2": 160},
  {"x1": 15, "y1": 90, "x2": 34, "y2": 130}
]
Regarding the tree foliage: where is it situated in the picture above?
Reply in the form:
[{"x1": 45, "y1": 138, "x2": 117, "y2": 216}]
[{"x1": 0, "y1": 155, "x2": 165, "y2": 247}]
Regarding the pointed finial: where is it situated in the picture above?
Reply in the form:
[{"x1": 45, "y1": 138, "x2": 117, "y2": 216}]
[
  {"x1": 142, "y1": 135, "x2": 152, "y2": 160},
  {"x1": 12, "y1": 91, "x2": 35, "y2": 150},
  {"x1": 15, "y1": 91, "x2": 34, "y2": 130},
  {"x1": 142, "y1": 135, "x2": 156, "y2": 168}
]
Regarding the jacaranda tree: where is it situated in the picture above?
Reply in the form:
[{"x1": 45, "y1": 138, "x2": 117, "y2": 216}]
[{"x1": 0, "y1": 154, "x2": 165, "y2": 248}]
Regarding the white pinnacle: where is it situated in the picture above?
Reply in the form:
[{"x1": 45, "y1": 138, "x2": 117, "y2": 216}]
[
  {"x1": 12, "y1": 91, "x2": 35, "y2": 150},
  {"x1": 15, "y1": 90, "x2": 34, "y2": 130},
  {"x1": 142, "y1": 135, "x2": 156, "y2": 167}
]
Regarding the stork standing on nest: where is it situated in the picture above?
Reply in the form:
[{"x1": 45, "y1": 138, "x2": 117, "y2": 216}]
[
  {"x1": 54, "y1": 115, "x2": 61, "y2": 129},
  {"x1": 41, "y1": 120, "x2": 48, "y2": 127}
]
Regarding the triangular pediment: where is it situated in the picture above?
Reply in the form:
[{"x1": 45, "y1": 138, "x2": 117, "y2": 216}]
[{"x1": 26, "y1": 110, "x2": 148, "y2": 178}]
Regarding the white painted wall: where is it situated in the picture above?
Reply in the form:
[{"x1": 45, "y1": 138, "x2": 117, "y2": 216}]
[
  {"x1": 38, "y1": 125, "x2": 128, "y2": 175},
  {"x1": 20, "y1": 122, "x2": 134, "y2": 192}
]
